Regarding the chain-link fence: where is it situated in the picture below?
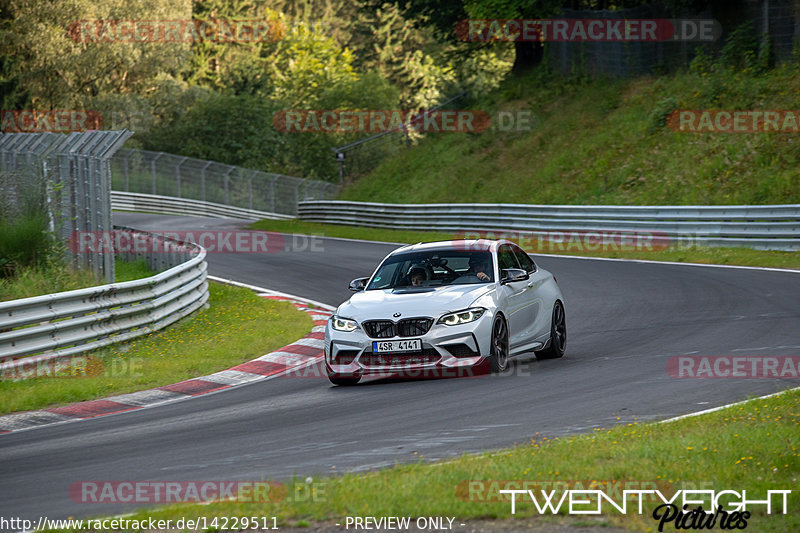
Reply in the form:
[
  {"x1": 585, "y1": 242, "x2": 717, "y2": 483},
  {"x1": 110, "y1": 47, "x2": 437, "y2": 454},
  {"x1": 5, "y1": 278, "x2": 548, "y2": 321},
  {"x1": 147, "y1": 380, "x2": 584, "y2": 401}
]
[
  {"x1": 547, "y1": 5, "x2": 711, "y2": 77},
  {"x1": 0, "y1": 130, "x2": 132, "y2": 283},
  {"x1": 110, "y1": 148, "x2": 339, "y2": 217},
  {"x1": 331, "y1": 92, "x2": 467, "y2": 183},
  {"x1": 547, "y1": 1, "x2": 799, "y2": 77}
]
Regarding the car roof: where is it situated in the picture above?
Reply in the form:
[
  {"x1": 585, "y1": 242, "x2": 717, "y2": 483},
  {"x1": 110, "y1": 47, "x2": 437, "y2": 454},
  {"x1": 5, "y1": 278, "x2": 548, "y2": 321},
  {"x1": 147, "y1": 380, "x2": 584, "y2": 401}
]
[{"x1": 390, "y1": 239, "x2": 511, "y2": 255}]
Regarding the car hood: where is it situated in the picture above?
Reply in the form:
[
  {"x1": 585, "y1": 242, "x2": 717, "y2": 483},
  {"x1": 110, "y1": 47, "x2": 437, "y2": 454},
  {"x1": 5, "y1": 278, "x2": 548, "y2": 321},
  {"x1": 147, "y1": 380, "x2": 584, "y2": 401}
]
[{"x1": 337, "y1": 284, "x2": 494, "y2": 321}]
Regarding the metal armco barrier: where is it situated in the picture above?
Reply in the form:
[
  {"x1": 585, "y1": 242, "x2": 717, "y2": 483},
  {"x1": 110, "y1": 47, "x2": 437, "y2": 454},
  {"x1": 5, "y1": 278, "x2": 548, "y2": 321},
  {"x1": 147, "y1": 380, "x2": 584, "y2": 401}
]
[
  {"x1": 297, "y1": 201, "x2": 800, "y2": 251},
  {"x1": 111, "y1": 191, "x2": 294, "y2": 221},
  {"x1": 0, "y1": 228, "x2": 208, "y2": 377}
]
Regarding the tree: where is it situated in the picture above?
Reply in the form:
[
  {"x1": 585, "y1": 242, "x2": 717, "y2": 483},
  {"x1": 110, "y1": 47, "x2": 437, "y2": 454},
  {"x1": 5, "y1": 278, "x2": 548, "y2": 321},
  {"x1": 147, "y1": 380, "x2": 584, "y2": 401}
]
[{"x1": 393, "y1": 0, "x2": 561, "y2": 73}]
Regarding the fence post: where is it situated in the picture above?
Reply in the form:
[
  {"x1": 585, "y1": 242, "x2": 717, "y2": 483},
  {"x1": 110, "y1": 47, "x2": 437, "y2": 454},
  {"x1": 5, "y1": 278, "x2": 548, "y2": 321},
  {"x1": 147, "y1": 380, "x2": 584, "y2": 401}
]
[
  {"x1": 224, "y1": 167, "x2": 232, "y2": 205},
  {"x1": 249, "y1": 170, "x2": 258, "y2": 211},
  {"x1": 201, "y1": 161, "x2": 210, "y2": 202},
  {"x1": 151, "y1": 152, "x2": 163, "y2": 195},
  {"x1": 123, "y1": 151, "x2": 130, "y2": 191},
  {"x1": 176, "y1": 156, "x2": 187, "y2": 198}
]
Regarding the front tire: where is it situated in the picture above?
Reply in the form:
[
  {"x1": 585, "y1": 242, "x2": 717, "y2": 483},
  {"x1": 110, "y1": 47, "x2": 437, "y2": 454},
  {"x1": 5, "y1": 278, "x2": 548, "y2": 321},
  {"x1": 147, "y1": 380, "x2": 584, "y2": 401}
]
[
  {"x1": 490, "y1": 316, "x2": 509, "y2": 373},
  {"x1": 536, "y1": 300, "x2": 566, "y2": 360}
]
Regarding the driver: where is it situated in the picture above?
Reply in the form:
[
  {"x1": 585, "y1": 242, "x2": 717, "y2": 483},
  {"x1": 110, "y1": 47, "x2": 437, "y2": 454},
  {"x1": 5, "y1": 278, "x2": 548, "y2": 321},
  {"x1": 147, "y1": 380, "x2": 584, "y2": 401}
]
[{"x1": 466, "y1": 256, "x2": 491, "y2": 281}]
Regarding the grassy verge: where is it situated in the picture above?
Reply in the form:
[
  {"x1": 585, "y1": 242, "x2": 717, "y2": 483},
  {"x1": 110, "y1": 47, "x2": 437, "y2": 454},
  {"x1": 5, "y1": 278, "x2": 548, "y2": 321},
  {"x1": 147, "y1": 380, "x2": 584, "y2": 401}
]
[
  {"x1": 0, "y1": 257, "x2": 159, "y2": 302},
  {"x1": 249, "y1": 219, "x2": 800, "y2": 270},
  {"x1": 60, "y1": 388, "x2": 799, "y2": 532},
  {"x1": 0, "y1": 278, "x2": 313, "y2": 414},
  {"x1": 339, "y1": 65, "x2": 800, "y2": 205}
]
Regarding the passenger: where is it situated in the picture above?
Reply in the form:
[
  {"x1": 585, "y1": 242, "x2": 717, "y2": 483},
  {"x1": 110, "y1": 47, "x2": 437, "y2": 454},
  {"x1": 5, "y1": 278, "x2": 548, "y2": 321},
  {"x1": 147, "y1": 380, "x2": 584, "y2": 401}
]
[{"x1": 408, "y1": 267, "x2": 427, "y2": 286}]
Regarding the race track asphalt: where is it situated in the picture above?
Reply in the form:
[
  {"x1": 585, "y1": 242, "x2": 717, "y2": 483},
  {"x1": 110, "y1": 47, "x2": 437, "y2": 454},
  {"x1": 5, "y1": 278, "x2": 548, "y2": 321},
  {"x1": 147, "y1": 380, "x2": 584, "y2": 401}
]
[{"x1": 1, "y1": 213, "x2": 798, "y2": 523}]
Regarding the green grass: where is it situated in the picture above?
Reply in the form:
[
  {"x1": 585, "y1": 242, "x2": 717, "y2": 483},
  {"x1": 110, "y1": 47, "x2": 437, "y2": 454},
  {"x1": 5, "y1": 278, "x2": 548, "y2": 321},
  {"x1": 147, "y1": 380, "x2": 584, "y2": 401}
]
[
  {"x1": 340, "y1": 64, "x2": 800, "y2": 206},
  {"x1": 0, "y1": 257, "x2": 161, "y2": 302},
  {"x1": 249, "y1": 219, "x2": 800, "y2": 270},
  {"x1": 0, "y1": 280, "x2": 313, "y2": 414},
  {"x1": 58, "y1": 388, "x2": 800, "y2": 532}
]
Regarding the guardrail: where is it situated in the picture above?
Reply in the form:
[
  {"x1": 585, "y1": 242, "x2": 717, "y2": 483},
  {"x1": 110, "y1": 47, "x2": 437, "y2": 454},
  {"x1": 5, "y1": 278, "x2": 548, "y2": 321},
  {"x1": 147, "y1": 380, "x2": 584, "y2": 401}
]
[
  {"x1": 112, "y1": 191, "x2": 294, "y2": 221},
  {"x1": 297, "y1": 201, "x2": 800, "y2": 251},
  {"x1": 0, "y1": 228, "x2": 209, "y2": 378}
]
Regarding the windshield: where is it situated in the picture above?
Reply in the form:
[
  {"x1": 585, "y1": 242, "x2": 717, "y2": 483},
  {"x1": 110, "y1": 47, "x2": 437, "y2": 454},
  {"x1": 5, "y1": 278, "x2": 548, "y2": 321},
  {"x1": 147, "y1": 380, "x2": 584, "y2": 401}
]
[{"x1": 366, "y1": 250, "x2": 494, "y2": 290}]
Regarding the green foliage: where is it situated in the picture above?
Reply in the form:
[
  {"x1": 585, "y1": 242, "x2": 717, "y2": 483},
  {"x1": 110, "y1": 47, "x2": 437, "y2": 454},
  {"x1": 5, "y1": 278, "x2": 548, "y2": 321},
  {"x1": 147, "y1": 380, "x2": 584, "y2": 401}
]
[
  {"x1": 0, "y1": 173, "x2": 52, "y2": 278},
  {"x1": 0, "y1": 55, "x2": 31, "y2": 110},
  {"x1": 341, "y1": 66, "x2": 800, "y2": 206},
  {"x1": 649, "y1": 96, "x2": 677, "y2": 132},
  {"x1": 0, "y1": 213, "x2": 50, "y2": 278},
  {"x1": 145, "y1": 93, "x2": 283, "y2": 170},
  {"x1": 720, "y1": 22, "x2": 759, "y2": 72},
  {"x1": 2, "y1": 0, "x2": 189, "y2": 109}
]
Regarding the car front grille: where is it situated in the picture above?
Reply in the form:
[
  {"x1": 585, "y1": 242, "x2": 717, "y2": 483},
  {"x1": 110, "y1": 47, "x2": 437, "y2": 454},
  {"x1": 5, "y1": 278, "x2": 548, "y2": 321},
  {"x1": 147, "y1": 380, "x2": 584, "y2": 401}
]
[
  {"x1": 397, "y1": 318, "x2": 433, "y2": 337},
  {"x1": 362, "y1": 320, "x2": 395, "y2": 338},
  {"x1": 362, "y1": 318, "x2": 433, "y2": 338}
]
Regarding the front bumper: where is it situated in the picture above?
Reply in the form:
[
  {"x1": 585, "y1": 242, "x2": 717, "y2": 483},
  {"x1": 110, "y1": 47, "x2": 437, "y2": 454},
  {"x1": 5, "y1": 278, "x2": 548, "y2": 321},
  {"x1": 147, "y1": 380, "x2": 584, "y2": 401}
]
[{"x1": 324, "y1": 312, "x2": 494, "y2": 378}]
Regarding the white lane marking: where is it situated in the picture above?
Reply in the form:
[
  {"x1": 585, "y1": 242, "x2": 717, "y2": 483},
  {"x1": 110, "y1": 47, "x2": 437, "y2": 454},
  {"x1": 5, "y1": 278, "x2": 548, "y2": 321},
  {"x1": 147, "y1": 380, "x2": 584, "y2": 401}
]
[
  {"x1": 245, "y1": 232, "x2": 800, "y2": 274},
  {"x1": 528, "y1": 251, "x2": 800, "y2": 274},
  {"x1": 208, "y1": 274, "x2": 336, "y2": 310},
  {"x1": 660, "y1": 386, "x2": 800, "y2": 424}
]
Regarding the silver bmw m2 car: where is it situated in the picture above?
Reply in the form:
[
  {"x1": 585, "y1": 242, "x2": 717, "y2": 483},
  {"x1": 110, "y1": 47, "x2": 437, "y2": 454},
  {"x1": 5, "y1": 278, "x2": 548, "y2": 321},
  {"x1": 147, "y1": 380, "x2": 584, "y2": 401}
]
[{"x1": 324, "y1": 239, "x2": 566, "y2": 385}]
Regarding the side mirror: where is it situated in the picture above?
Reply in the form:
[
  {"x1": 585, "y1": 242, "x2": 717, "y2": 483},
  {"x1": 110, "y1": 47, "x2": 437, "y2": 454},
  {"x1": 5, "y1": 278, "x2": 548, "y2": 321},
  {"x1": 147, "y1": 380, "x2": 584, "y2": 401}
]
[
  {"x1": 501, "y1": 268, "x2": 529, "y2": 284},
  {"x1": 349, "y1": 277, "x2": 369, "y2": 291}
]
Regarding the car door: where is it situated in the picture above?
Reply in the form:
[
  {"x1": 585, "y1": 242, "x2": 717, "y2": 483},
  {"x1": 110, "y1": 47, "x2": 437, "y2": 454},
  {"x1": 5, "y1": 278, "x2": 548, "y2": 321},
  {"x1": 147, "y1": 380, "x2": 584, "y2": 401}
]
[
  {"x1": 497, "y1": 244, "x2": 531, "y2": 350},
  {"x1": 512, "y1": 245, "x2": 545, "y2": 342}
]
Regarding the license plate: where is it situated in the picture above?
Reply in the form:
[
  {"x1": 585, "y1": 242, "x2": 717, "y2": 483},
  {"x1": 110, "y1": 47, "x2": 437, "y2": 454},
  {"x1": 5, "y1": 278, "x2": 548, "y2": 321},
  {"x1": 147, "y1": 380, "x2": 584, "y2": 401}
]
[{"x1": 372, "y1": 339, "x2": 422, "y2": 353}]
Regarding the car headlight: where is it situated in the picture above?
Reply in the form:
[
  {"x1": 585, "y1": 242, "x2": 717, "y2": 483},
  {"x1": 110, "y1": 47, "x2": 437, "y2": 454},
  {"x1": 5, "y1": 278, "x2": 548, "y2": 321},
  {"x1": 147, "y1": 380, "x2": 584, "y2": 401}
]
[
  {"x1": 437, "y1": 307, "x2": 486, "y2": 326},
  {"x1": 331, "y1": 315, "x2": 358, "y2": 332}
]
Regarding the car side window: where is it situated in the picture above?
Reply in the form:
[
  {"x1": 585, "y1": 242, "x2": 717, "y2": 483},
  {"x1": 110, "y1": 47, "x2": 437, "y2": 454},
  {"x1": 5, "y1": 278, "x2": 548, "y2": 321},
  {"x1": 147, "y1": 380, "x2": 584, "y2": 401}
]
[
  {"x1": 512, "y1": 246, "x2": 536, "y2": 273},
  {"x1": 498, "y1": 245, "x2": 520, "y2": 271}
]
